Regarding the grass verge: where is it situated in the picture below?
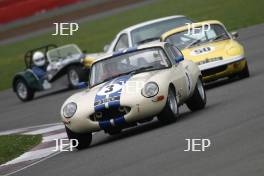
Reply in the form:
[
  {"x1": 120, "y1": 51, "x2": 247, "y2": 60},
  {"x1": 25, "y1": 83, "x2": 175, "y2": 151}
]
[
  {"x1": 0, "y1": 135, "x2": 42, "y2": 165},
  {"x1": 0, "y1": 0, "x2": 264, "y2": 90}
]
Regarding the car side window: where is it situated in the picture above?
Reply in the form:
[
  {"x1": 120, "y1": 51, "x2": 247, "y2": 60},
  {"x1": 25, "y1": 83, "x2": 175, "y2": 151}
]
[
  {"x1": 165, "y1": 45, "x2": 176, "y2": 65},
  {"x1": 171, "y1": 45, "x2": 184, "y2": 59},
  {"x1": 114, "y1": 34, "x2": 129, "y2": 52}
]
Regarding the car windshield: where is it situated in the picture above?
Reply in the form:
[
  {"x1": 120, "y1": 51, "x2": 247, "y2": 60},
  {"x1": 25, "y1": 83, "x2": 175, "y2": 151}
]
[
  {"x1": 165, "y1": 24, "x2": 229, "y2": 49},
  {"x1": 90, "y1": 47, "x2": 170, "y2": 87},
  {"x1": 47, "y1": 44, "x2": 82, "y2": 63},
  {"x1": 131, "y1": 17, "x2": 192, "y2": 46}
]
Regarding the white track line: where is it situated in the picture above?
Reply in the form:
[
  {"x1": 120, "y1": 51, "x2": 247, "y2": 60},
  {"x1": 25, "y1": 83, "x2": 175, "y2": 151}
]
[
  {"x1": 3, "y1": 146, "x2": 67, "y2": 166},
  {"x1": 23, "y1": 125, "x2": 64, "y2": 135},
  {"x1": 4, "y1": 146, "x2": 70, "y2": 176},
  {"x1": 0, "y1": 123, "x2": 62, "y2": 135},
  {"x1": 42, "y1": 132, "x2": 67, "y2": 142}
]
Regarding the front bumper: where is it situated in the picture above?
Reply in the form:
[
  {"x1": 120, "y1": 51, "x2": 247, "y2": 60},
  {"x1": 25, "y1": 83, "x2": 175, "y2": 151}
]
[
  {"x1": 64, "y1": 94, "x2": 167, "y2": 133},
  {"x1": 198, "y1": 55, "x2": 247, "y2": 81}
]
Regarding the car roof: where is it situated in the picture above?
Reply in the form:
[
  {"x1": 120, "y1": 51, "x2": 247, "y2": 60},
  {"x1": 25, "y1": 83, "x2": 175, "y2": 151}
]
[
  {"x1": 119, "y1": 15, "x2": 187, "y2": 34},
  {"x1": 161, "y1": 20, "x2": 223, "y2": 40},
  {"x1": 94, "y1": 42, "x2": 167, "y2": 63}
]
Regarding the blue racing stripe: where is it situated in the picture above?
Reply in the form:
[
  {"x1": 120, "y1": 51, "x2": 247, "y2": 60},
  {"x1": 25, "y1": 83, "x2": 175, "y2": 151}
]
[
  {"x1": 94, "y1": 74, "x2": 132, "y2": 111},
  {"x1": 99, "y1": 120, "x2": 112, "y2": 129},
  {"x1": 114, "y1": 116, "x2": 126, "y2": 126}
]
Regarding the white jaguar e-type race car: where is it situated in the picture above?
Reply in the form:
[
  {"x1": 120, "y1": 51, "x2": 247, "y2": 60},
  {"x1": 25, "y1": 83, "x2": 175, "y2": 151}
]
[{"x1": 61, "y1": 42, "x2": 206, "y2": 149}]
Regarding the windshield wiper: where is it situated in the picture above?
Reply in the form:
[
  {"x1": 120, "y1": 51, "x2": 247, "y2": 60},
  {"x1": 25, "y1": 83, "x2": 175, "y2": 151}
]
[
  {"x1": 137, "y1": 37, "x2": 160, "y2": 45},
  {"x1": 185, "y1": 39, "x2": 202, "y2": 49},
  {"x1": 184, "y1": 35, "x2": 207, "y2": 49}
]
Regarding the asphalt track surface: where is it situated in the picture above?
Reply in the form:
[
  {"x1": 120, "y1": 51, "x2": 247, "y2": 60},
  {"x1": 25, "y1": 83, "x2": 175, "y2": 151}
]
[{"x1": 0, "y1": 23, "x2": 264, "y2": 175}]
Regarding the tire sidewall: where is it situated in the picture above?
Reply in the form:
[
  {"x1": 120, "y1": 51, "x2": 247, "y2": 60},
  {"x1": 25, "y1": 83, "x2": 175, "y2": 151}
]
[
  {"x1": 197, "y1": 78, "x2": 207, "y2": 104},
  {"x1": 65, "y1": 126, "x2": 92, "y2": 150},
  {"x1": 68, "y1": 67, "x2": 80, "y2": 88},
  {"x1": 15, "y1": 79, "x2": 34, "y2": 101},
  {"x1": 167, "y1": 88, "x2": 179, "y2": 117},
  {"x1": 157, "y1": 87, "x2": 179, "y2": 123}
]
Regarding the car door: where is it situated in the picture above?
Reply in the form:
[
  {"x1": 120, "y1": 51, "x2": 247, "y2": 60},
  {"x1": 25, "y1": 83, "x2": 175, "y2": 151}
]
[{"x1": 165, "y1": 44, "x2": 190, "y2": 103}]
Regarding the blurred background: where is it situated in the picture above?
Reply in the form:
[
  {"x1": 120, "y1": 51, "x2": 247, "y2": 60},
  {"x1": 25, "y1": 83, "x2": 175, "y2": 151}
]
[{"x1": 0, "y1": 0, "x2": 263, "y2": 91}]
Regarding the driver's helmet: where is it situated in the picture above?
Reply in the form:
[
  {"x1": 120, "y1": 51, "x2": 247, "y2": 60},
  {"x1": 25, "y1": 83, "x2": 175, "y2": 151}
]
[{"x1": 33, "y1": 51, "x2": 45, "y2": 67}]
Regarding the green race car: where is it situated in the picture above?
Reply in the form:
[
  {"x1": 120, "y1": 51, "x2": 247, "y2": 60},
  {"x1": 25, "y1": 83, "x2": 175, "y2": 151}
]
[{"x1": 13, "y1": 44, "x2": 90, "y2": 101}]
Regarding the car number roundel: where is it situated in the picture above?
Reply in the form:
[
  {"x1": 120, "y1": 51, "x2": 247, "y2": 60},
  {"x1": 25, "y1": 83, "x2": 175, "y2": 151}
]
[{"x1": 97, "y1": 83, "x2": 123, "y2": 96}]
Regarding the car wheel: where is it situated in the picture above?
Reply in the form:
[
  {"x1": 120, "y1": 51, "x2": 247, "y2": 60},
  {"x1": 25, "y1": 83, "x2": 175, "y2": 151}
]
[
  {"x1": 15, "y1": 79, "x2": 34, "y2": 101},
  {"x1": 238, "y1": 62, "x2": 250, "y2": 79},
  {"x1": 67, "y1": 66, "x2": 86, "y2": 89},
  {"x1": 186, "y1": 78, "x2": 206, "y2": 111},
  {"x1": 157, "y1": 86, "x2": 179, "y2": 123},
  {"x1": 65, "y1": 126, "x2": 92, "y2": 150}
]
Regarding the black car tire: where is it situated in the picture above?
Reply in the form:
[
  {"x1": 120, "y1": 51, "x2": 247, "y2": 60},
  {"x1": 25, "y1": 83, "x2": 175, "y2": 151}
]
[
  {"x1": 65, "y1": 126, "x2": 92, "y2": 150},
  {"x1": 157, "y1": 86, "x2": 179, "y2": 123},
  {"x1": 186, "y1": 78, "x2": 206, "y2": 111},
  {"x1": 15, "y1": 79, "x2": 35, "y2": 101},
  {"x1": 238, "y1": 62, "x2": 250, "y2": 79}
]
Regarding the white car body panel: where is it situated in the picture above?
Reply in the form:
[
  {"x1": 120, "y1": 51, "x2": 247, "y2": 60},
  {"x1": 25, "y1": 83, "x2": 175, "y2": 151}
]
[
  {"x1": 106, "y1": 15, "x2": 190, "y2": 53},
  {"x1": 61, "y1": 42, "x2": 201, "y2": 133}
]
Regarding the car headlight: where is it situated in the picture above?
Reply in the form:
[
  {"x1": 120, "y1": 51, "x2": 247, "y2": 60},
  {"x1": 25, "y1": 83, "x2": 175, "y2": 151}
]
[
  {"x1": 63, "y1": 102, "x2": 77, "y2": 118},
  {"x1": 142, "y1": 82, "x2": 159, "y2": 98}
]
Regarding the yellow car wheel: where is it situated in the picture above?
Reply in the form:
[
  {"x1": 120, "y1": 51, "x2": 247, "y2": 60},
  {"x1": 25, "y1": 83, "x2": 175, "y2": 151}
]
[{"x1": 238, "y1": 62, "x2": 250, "y2": 79}]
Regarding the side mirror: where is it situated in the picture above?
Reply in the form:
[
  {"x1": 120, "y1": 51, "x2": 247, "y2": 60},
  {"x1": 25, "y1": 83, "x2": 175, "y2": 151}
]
[
  {"x1": 175, "y1": 55, "x2": 184, "y2": 63},
  {"x1": 103, "y1": 44, "x2": 110, "y2": 52},
  {"x1": 231, "y1": 31, "x2": 239, "y2": 39},
  {"x1": 78, "y1": 82, "x2": 89, "y2": 89}
]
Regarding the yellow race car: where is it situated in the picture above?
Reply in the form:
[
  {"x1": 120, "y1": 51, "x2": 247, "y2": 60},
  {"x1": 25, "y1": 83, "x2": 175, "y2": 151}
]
[{"x1": 161, "y1": 20, "x2": 250, "y2": 82}]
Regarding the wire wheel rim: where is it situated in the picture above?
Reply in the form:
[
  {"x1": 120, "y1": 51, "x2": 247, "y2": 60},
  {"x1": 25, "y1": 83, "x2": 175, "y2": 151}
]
[
  {"x1": 69, "y1": 70, "x2": 79, "y2": 86},
  {"x1": 168, "y1": 89, "x2": 178, "y2": 115},
  {"x1": 17, "y1": 82, "x2": 27, "y2": 99}
]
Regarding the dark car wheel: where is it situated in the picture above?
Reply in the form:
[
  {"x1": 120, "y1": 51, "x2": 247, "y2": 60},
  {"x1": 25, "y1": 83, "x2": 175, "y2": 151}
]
[
  {"x1": 186, "y1": 78, "x2": 206, "y2": 111},
  {"x1": 238, "y1": 62, "x2": 250, "y2": 79},
  {"x1": 15, "y1": 79, "x2": 35, "y2": 101},
  {"x1": 67, "y1": 66, "x2": 87, "y2": 89},
  {"x1": 65, "y1": 126, "x2": 92, "y2": 150},
  {"x1": 157, "y1": 86, "x2": 179, "y2": 123}
]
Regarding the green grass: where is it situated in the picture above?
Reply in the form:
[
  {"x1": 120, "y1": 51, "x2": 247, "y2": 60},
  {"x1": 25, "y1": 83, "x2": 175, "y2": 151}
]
[
  {"x1": 0, "y1": 135, "x2": 42, "y2": 165},
  {"x1": 0, "y1": 0, "x2": 263, "y2": 90}
]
